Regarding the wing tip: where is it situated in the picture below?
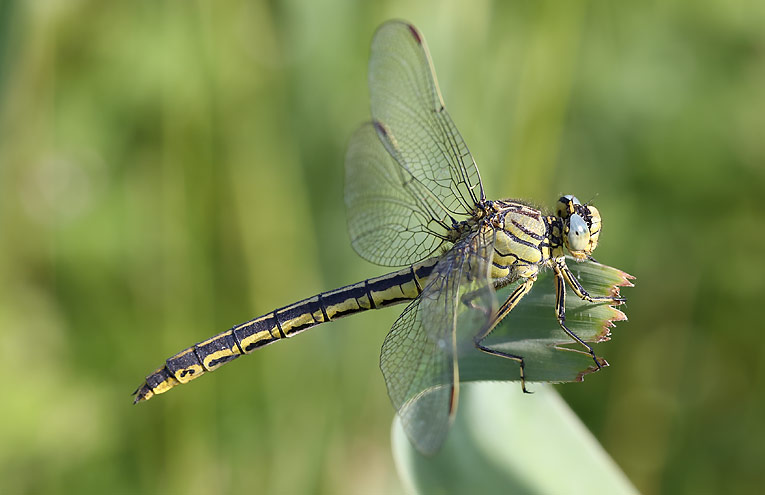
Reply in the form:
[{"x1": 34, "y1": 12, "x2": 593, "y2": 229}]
[{"x1": 406, "y1": 23, "x2": 423, "y2": 44}]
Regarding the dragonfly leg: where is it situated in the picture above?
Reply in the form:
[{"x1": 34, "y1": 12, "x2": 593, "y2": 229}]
[
  {"x1": 552, "y1": 263, "x2": 601, "y2": 368},
  {"x1": 483, "y1": 276, "x2": 536, "y2": 338},
  {"x1": 461, "y1": 289, "x2": 494, "y2": 319},
  {"x1": 476, "y1": 342, "x2": 531, "y2": 394},
  {"x1": 474, "y1": 277, "x2": 536, "y2": 393},
  {"x1": 557, "y1": 259, "x2": 625, "y2": 304}
]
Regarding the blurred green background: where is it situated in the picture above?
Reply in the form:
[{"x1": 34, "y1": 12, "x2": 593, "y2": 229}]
[{"x1": 1, "y1": 0, "x2": 764, "y2": 493}]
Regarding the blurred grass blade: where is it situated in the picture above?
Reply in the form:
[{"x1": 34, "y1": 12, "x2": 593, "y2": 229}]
[
  {"x1": 393, "y1": 383, "x2": 638, "y2": 495},
  {"x1": 459, "y1": 258, "x2": 634, "y2": 384}
]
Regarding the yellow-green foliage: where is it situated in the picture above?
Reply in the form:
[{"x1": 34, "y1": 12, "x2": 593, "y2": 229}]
[{"x1": 1, "y1": 1, "x2": 763, "y2": 494}]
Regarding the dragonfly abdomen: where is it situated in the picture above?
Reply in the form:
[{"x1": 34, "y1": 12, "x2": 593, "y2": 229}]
[{"x1": 133, "y1": 258, "x2": 438, "y2": 403}]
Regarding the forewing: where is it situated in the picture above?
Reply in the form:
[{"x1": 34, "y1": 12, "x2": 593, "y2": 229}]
[
  {"x1": 369, "y1": 21, "x2": 484, "y2": 224},
  {"x1": 380, "y1": 226, "x2": 497, "y2": 455},
  {"x1": 345, "y1": 122, "x2": 451, "y2": 266}
]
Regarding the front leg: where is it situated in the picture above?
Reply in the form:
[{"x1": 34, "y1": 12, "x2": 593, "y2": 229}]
[
  {"x1": 474, "y1": 276, "x2": 536, "y2": 393},
  {"x1": 556, "y1": 258, "x2": 625, "y2": 304},
  {"x1": 552, "y1": 263, "x2": 602, "y2": 369}
]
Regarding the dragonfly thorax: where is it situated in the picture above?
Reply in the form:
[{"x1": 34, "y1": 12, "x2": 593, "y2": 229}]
[
  {"x1": 488, "y1": 200, "x2": 549, "y2": 282},
  {"x1": 446, "y1": 200, "x2": 495, "y2": 244},
  {"x1": 486, "y1": 196, "x2": 603, "y2": 284}
]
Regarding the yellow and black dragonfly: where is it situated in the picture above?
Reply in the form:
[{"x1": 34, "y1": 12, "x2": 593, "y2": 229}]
[{"x1": 134, "y1": 20, "x2": 624, "y2": 455}]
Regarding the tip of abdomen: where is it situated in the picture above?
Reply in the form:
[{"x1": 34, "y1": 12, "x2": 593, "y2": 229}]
[
  {"x1": 132, "y1": 384, "x2": 154, "y2": 404},
  {"x1": 132, "y1": 366, "x2": 181, "y2": 404}
]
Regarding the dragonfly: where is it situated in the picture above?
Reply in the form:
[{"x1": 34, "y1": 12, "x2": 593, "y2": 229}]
[{"x1": 134, "y1": 20, "x2": 624, "y2": 455}]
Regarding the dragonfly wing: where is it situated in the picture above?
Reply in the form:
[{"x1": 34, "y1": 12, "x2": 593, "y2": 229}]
[
  {"x1": 380, "y1": 293, "x2": 455, "y2": 455},
  {"x1": 345, "y1": 21, "x2": 486, "y2": 267},
  {"x1": 369, "y1": 21, "x2": 484, "y2": 218},
  {"x1": 345, "y1": 122, "x2": 453, "y2": 266},
  {"x1": 380, "y1": 227, "x2": 497, "y2": 454}
]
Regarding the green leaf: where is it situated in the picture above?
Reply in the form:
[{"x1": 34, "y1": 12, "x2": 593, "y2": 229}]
[
  {"x1": 391, "y1": 259, "x2": 635, "y2": 492},
  {"x1": 392, "y1": 383, "x2": 639, "y2": 495},
  {"x1": 459, "y1": 258, "x2": 634, "y2": 384}
]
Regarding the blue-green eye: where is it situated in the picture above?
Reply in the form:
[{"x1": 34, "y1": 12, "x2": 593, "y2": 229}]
[{"x1": 568, "y1": 213, "x2": 590, "y2": 251}]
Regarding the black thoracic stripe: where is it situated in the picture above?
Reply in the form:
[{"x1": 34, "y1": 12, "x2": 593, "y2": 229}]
[
  {"x1": 511, "y1": 207, "x2": 539, "y2": 219},
  {"x1": 511, "y1": 219, "x2": 545, "y2": 240},
  {"x1": 502, "y1": 229, "x2": 540, "y2": 251},
  {"x1": 493, "y1": 247, "x2": 519, "y2": 261}
]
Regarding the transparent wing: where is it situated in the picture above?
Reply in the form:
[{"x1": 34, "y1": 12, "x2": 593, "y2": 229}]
[
  {"x1": 369, "y1": 21, "x2": 484, "y2": 218},
  {"x1": 344, "y1": 21, "x2": 486, "y2": 267},
  {"x1": 345, "y1": 122, "x2": 454, "y2": 266},
  {"x1": 380, "y1": 226, "x2": 497, "y2": 455}
]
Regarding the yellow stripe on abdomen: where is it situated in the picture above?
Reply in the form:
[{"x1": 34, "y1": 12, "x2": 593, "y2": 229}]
[{"x1": 133, "y1": 258, "x2": 438, "y2": 403}]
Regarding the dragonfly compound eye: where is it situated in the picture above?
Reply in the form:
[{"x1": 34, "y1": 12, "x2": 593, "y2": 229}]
[{"x1": 567, "y1": 213, "x2": 590, "y2": 252}]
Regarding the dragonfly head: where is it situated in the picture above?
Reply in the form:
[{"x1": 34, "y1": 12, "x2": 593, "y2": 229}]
[{"x1": 556, "y1": 195, "x2": 601, "y2": 260}]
